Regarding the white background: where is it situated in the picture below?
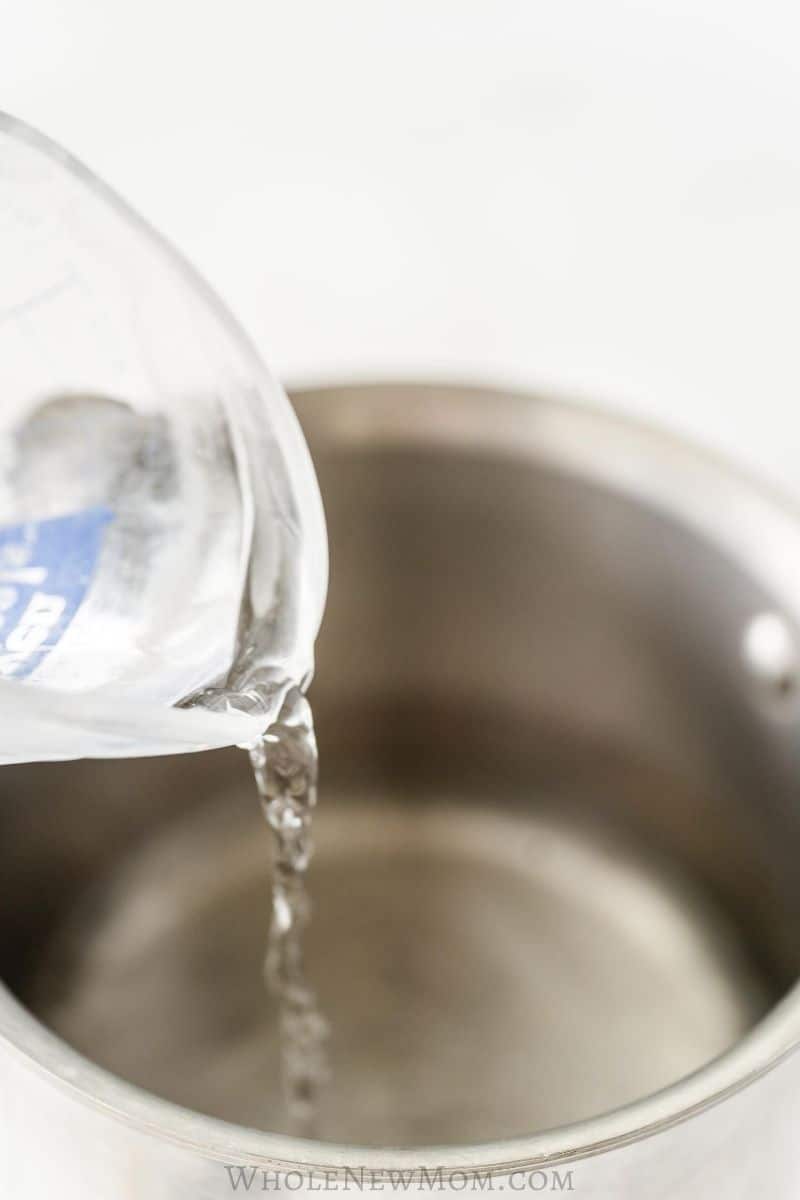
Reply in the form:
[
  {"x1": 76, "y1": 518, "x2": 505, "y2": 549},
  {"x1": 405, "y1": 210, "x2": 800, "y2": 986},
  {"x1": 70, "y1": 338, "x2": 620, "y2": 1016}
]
[{"x1": 2, "y1": 1, "x2": 800, "y2": 492}]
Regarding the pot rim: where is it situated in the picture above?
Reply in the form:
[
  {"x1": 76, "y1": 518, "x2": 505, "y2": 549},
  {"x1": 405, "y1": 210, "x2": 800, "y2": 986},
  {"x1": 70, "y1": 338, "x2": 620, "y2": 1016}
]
[{"x1": 4, "y1": 380, "x2": 800, "y2": 1174}]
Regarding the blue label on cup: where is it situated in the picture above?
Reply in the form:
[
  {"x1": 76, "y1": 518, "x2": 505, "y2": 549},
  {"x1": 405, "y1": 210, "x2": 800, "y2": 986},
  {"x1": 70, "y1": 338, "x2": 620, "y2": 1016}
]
[{"x1": 0, "y1": 507, "x2": 113, "y2": 679}]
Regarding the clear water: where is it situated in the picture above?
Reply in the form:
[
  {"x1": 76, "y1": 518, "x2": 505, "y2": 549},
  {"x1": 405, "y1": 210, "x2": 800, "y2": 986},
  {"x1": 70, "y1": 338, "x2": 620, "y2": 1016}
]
[{"x1": 248, "y1": 690, "x2": 329, "y2": 1136}]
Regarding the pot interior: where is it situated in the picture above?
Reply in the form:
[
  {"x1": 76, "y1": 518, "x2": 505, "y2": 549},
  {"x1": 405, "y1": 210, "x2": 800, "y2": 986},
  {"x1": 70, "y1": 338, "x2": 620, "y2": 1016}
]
[{"x1": 2, "y1": 384, "x2": 800, "y2": 1147}]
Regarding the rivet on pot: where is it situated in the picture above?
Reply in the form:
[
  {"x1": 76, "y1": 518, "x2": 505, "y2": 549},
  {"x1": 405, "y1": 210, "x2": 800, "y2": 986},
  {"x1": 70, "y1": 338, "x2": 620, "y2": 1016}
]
[{"x1": 741, "y1": 612, "x2": 798, "y2": 702}]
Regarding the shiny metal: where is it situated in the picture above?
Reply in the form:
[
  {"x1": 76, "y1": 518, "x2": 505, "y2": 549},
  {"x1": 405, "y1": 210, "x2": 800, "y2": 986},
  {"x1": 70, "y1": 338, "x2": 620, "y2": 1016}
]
[{"x1": 3, "y1": 383, "x2": 800, "y2": 1196}]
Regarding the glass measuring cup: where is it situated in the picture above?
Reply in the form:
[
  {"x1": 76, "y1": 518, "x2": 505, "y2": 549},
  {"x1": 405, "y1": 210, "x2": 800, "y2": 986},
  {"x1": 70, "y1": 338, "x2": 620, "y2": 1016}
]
[{"x1": 0, "y1": 113, "x2": 327, "y2": 761}]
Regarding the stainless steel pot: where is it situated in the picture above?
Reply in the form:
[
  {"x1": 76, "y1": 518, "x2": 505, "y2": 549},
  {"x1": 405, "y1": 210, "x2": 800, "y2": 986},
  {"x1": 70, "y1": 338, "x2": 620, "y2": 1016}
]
[{"x1": 2, "y1": 383, "x2": 800, "y2": 1197}]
